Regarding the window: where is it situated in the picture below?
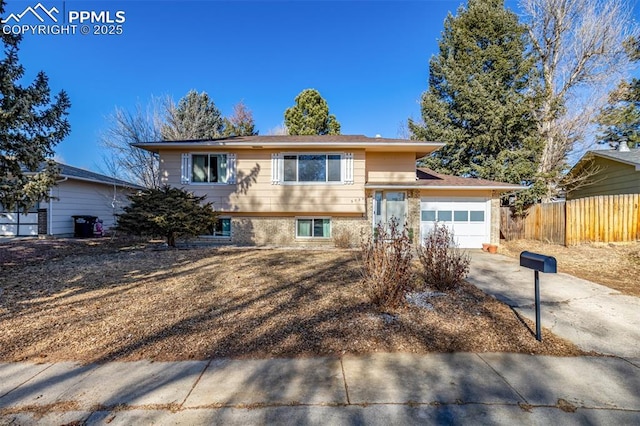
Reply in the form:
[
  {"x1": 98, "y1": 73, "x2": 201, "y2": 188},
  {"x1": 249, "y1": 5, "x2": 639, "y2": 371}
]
[
  {"x1": 470, "y1": 211, "x2": 485, "y2": 222},
  {"x1": 437, "y1": 210, "x2": 452, "y2": 222},
  {"x1": 192, "y1": 154, "x2": 228, "y2": 183},
  {"x1": 209, "y1": 218, "x2": 231, "y2": 237},
  {"x1": 282, "y1": 154, "x2": 342, "y2": 183},
  {"x1": 454, "y1": 210, "x2": 469, "y2": 222},
  {"x1": 181, "y1": 153, "x2": 236, "y2": 185},
  {"x1": 421, "y1": 210, "x2": 436, "y2": 221},
  {"x1": 296, "y1": 218, "x2": 331, "y2": 238}
]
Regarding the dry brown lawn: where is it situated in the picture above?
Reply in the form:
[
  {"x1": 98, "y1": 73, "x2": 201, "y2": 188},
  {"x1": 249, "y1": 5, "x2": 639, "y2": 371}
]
[
  {"x1": 500, "y1": 240, "x2": 640, "y2": 297},
  {"x1": 0, "y1": 239, "x2": 583, "y2": 363}
]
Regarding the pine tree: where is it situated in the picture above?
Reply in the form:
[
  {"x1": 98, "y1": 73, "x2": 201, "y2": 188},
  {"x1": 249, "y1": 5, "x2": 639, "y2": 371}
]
[
  {"x1": 0, "y1": 1, "x2": 71, "y2": 212},
  {"x1": 597, "y1": 80, "x2": 640, "y2": 150},
  {"x1": 161, "y1": 90, "x2": 223, "y2": 140},
  {"x1": 116, "y1": 186, "x2": 218, "y2": 247},
  {"x1": 596, "y1": 40, "x2": 640, "y2": 150},
  {"x1": 409, "y1": 0, "x2": 540, "y2": 190},
  {"x1": 284, "y1": 89, "x2": 340, "y2": 135}
]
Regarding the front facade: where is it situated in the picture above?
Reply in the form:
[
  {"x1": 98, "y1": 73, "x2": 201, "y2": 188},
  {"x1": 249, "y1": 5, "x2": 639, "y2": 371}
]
[
  {"x1": 567, "y1": 148, "x2": 640, "y2": 200},
  {"x1": 136, "y1": 135, "x2": 519, "y2": 248}
]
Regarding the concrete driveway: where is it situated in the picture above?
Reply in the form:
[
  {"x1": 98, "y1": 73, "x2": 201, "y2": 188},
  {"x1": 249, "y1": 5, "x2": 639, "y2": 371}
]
[{"x1": 467, "y1": 251, "x2": 640, "y2": 358}]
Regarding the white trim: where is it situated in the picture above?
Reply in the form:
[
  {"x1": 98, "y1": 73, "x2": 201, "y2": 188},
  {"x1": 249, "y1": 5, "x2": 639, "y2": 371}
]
[
  {"x1": 136, "y1": 141, "x2": 444, "y2": 151},
  {"x1": 365, "y1": 184, "x2": 521, "y2": 190},
  {"x1": 271, "y1": 153, "x2": 282, "y2": 184},
  {"x1": 343, "y1": 152, "x2": 354, "y2": 184},
  {"x1": 181, "y1": 153, "x2": 191, "y2": 184},
  {"x1": 227, "y1": 153, "x2": 237, "y2": 184}
]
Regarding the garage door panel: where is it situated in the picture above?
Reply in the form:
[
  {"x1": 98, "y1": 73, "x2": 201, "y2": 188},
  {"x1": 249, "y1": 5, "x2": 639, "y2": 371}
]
[{"x1": 420, "y1": 197, "x2": 490, "y2": 249}]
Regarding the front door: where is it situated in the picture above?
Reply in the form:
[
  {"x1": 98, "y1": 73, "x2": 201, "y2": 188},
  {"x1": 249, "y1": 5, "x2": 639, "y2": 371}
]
[{"x1": 373, "y1": 191, "x2": 407, "y2": 230}]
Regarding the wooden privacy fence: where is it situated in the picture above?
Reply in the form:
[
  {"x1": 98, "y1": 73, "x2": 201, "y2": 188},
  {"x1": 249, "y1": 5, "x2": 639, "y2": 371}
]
[{"x1": 501, "y1": 194, "x2": 640, "y2": 245}]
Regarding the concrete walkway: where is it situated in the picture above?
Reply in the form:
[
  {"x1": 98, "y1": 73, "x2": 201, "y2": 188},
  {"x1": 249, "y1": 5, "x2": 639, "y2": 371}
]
[
  {"x1": 468, "y1": 251, "x2": 640, "y2": 358},
  {"x1": 1, "y1": 353, "x2": 639, "y2": 425}
]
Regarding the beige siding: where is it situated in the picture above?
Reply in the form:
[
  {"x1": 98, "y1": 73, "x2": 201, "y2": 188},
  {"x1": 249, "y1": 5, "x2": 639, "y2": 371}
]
[
  {"x1": 49, "y1": 180, "x2": 130, "y2": 235},
  {"x1": 568, "y1": 157, "x2": 640, "y2": 200},
  {"x1": 366, "y1": 152, "x2": 416, "y2": 183},
  {"x1": 159, "y1": 149, "x2": 367, "y2": 214}
]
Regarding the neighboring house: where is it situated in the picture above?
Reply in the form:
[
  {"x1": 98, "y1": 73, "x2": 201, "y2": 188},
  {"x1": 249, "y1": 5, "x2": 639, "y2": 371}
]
[
  {"x1": 134, "y1": 135, "x2": 520, "y2": 248},
  {"x1": 0, "y1": 163, "x2": 141, "y2": 237},
  {"x1": 567, "y1": 144, "x2": 640, "y2": 200}
]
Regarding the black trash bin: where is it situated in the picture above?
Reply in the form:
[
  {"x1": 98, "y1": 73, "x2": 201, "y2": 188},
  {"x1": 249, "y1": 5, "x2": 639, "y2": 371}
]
[{"x1": 72, "y1": 215, "x2": 98, "y2": 238}]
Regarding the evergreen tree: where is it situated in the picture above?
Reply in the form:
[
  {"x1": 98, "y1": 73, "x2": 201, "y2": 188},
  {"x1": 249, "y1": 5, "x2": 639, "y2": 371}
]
[
  {"x1": 409, "y1": 0, "x2": 540, "y2": 190},
  {"x1": 116, "y1": 185, "x2": 218, "y2": 247},
  {"x1": 596, "y1": 40, "x2": 640, "y2": 150},
  {"x1": 0, "y1": 1, "x2": 71, "y2": 212},
  {"x1": 596, "y1": 80, "x2": 640, "y2": 149},
  {"x1": 223, "y1": 101, "x2": 258, "y2": 137},
  {"x1": 161, "y1": 90, "x2": 223, "y2": 140},
  {"x1": 284, "y1": 89, "x2": 340, "y2": 135}
]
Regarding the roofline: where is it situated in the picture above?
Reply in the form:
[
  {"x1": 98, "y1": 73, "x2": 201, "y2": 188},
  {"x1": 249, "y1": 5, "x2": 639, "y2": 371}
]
[
  {"x1": 364, "y1": 184, "x2": 523, "y2": 191},
  {"x1": 574, "y1": 151, "x2": 640, "y2": 171},
  {"x1": 133, "y1": 140, "x2": 445, "y2": 152},
  {"x1": 59, "y1": 174, "x2": 143, "y2": 188}
]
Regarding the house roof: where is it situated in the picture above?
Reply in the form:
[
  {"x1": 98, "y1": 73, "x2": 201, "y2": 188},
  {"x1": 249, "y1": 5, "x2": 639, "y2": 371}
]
[
  {"x1": 569, "y1": 148, "x2": 640, "y2": 175},
  {"x1": 23, "y1": 162, "x2": 143, "y2": 188},
  {"x1": 364, "y1": 168, "x2": 523, "y2": 191},
  {"x1": 133, "y1": 135, "x2": 444, "y2": 159},
  {"x1": 57, "y1": 163, "x2": 144, "y2": 188},
  {"x1": 584, "y1": 149, "x2": 640, "y2": 169}
]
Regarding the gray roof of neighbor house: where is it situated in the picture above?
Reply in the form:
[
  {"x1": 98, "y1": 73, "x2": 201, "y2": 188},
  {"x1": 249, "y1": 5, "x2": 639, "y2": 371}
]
[
  {"x1": 23, "y1": 162, "x2": 144, "y2": 188},
  {"x1": 570, "y1": 148, "x2": 640, "y2": 175},
  {"x1": 587, "y1": 148, "x2": 640, "y2": 168},
  {"x1": 364, "y1": 168, "x2": 523, "y2": 191},
  {"x1": 57, "y1": 163, "x2": 144, "y2": 188}
]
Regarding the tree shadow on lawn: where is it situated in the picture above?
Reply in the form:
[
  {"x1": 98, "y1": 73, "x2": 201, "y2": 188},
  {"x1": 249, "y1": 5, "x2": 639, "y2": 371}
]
[{"x1": 0, "y1": 247, "x2": 583, "y2": 363}]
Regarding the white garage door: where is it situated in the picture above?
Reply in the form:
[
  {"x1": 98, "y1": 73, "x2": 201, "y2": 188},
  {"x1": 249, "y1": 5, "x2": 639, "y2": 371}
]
[
  {"x1": 0, "y1": 211, "x2": 39, "y2": 236},
  {"x1": 420, "y1": 197, "x2": 490, "y2": 249}
]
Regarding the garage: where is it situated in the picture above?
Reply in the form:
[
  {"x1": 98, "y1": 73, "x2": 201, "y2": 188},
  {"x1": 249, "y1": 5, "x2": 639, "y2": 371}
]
[
  {"x1": 420, "y1": 197, "x2": 491, "y2": 248},
  {"x1": 0, "y1": 208, "x2": 39, "y2": 237}
]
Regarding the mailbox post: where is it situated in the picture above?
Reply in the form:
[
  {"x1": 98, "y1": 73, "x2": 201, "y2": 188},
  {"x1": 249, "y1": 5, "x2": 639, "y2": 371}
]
[{"x1": 519, "y1": 251, "x2": 557, "y2": 341}]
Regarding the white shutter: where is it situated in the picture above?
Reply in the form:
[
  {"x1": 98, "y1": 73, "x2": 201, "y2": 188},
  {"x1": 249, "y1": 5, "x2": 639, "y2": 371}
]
[
  {"x1": 181, "y1": 153, "x2": 191, "y2": 185},
  {"x1": 227, "y1": 153, "x2": 237, "y2": 184},
  {"x1": 343, "y1": 153, "x2": 354, "y2": 184},
  {"x1": 271, "y1": 153, "x2": 282, "y2": 184}
]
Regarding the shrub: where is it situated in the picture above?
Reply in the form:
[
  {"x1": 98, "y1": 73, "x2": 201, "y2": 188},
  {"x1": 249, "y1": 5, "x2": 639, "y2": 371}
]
[
  {"x1": 417, "y1": 224, "x2": 470, "y2": 291},
  {"x1": 333, "y1": 229, "x2": 353, "y2": 248},
  {"x1": 116, "y1": 185, "x2": 218, "y2": 247},
  {"x1": 360, "y1": 219, "x2": 414, "y2": 309}
]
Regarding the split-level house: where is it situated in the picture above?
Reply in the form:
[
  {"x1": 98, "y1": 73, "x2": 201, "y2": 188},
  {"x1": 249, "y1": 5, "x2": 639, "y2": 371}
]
[{"x1": 134, "y1": 135, "x2": 520, "y2": 248}]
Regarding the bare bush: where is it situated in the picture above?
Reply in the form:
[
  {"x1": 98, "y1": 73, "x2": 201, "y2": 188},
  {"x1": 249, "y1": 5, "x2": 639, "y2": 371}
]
[
  {"x1": 360, "y1": 220, "x2": 414, "y2": 309},
  {"x1": 333, "y1": 229, "x2": 353, "y2": 249},
  {"x1": 417, "y1": 224, "x2": 470, "y2": 291}
]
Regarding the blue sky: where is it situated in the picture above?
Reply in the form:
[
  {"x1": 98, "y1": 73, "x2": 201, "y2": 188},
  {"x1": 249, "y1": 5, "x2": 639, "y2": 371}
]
[{"x1": 3, "y1": 0, "x2": 640, "y2": 173}]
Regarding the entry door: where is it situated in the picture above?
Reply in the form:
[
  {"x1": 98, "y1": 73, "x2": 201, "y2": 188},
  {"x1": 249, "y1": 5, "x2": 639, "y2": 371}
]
[{"x1": 373, "y1": 191, "x2": 407, "y2": 230}]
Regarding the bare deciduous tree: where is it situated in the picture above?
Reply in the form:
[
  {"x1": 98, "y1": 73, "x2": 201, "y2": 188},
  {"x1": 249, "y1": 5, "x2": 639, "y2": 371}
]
[
  {"x1": 223, "y1": 100, "x2": 258, "y2": 137},
  {"x1": 521, "y1": 0, "x2": 638, "y2": 198},
  {"x1": 100, "y1": 99, "x2": 162, "y2": 188}
]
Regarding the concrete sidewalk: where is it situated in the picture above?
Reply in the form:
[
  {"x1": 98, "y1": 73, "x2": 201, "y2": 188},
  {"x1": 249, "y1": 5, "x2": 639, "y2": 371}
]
[
  {"x1": 468, "y1": 251, "x2": 640, "y2": 358},
  {"x1": 1, "y1": 353, "x2": 639, "y2": 425}
]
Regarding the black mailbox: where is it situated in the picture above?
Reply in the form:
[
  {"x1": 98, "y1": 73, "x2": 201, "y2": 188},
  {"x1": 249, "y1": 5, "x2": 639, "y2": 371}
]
[{"x1": 520, "y1": 251, "x2": 557, "y2": 273}]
